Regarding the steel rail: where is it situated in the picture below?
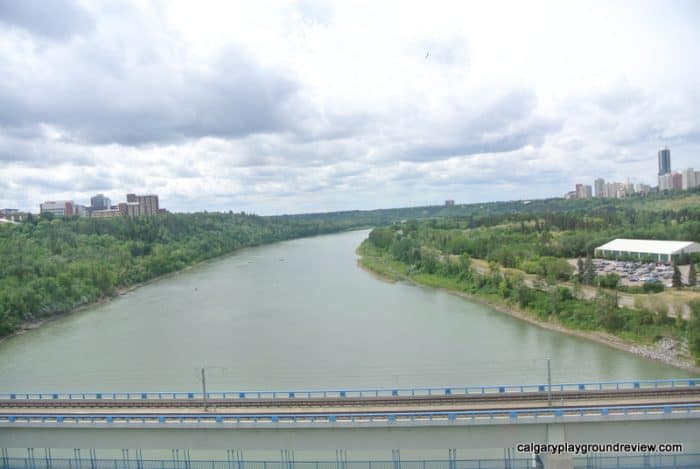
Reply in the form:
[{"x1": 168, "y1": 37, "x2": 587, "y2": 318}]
[
  {"x1": 1, "y1": 387, "x2": 699, "y2": 410},
  {"x1": 2, "y1": 403, "x2": 700, "y2": 427}
]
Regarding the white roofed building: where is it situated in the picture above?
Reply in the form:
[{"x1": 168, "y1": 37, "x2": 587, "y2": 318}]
[{"x1": 594, "y1": 239, "x2": 700, "y2": 263}]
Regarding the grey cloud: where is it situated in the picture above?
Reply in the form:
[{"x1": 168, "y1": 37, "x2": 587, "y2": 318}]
[
  {"x1": 17, "y1": 175, "x2": 72, "y2": 193},
  {"x1": 388, "y1": 88, "x2": 560, "y2": 162},
  {"x1": 223, "y1": 86, "x2": 559, "y2": 170},
  {"x1": 394, "y1": 120, "x2": 560, "y2": 162},
  {"x1": 3, "y1": 3, "x2": 699, "y2": 214},
  {"x1": 327, "y1": 165, "x2": 366, "y2": 179},
  {"x1": 219, "y1": 133, "x2": 368, "y2": 169},
  {"x1": 16, "y1": 171, "x2": 124, "y2": 197},
  {"x1": 394, "y1": 131, "x2": 533, "y2": 162},
  {"x1": 0, "y1": 135, "x2": 95, "y2": 167},
  {"x1": 475, "y1": 88, "x2": 537, "y2": 128},
  {"x1": 0, "y1": 124, "x2": 46, "y2": 139},
  {"x1": 442, "y1": 168, "x2": 566, "y2": 187},
  {"x1": 0, "y1": 0, "x2": 94, "y2": 40},
  {"x1": 555, "y1": 136, "x2": 585, "y2": 152},
  {"x1": 294, "y1": 111, "x2": 372, "y2": 142},
  {"x1": 71, "y1": 170, "x2": 121, "y2": 192},
  {"x1": 612, "y1": 154, "x2": 654, "y2": 163},
  {"x1": 242, "y1": 167, "x2": 293, "y2": 182},
  {"x1": 0, "y1": 36, "x2": 301, "y2": 146},
  {"x1": 609, "y1": 121, "x2": 663, "y2": 146}
]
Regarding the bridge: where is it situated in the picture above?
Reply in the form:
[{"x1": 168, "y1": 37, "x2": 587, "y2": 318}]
[{"x1": 2, "y1": 379, "x2": 700, "y2": 469}]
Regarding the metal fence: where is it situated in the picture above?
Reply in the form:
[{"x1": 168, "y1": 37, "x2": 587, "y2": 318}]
[
  {"x1": 1, "y1": 379, "x2": 697, "y2": 402},
  {"x1": 3, "y1": 455, "x2": 700, "y2": 469},
  {"x1": 0, "y1": 457, "x2": 536, "y2": 469},
  {"x1": 573, "y1": 453, "x2": 700, "y2": 468}
]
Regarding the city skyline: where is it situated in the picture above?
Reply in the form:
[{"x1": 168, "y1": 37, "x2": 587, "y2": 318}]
[
  {"x1": 567, "y1": 147, "x2": 699, "y2": 200},
  {"x1": 1, "y1": 1, "x2": 699, "y2": 215}
]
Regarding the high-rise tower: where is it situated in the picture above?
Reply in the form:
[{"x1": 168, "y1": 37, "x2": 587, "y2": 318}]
[
  {"x1": 594, "y1": 178, "x2": 605, "y2": 198},
  {"x1": 658, "y1": 147, "x2": 671, "y2": 176},
  {"x1": 90, "y1": 193, "x2": 111, "y2": 211}
]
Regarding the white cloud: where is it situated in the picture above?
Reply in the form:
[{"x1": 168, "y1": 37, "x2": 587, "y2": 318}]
[{"x1": 1, "y1": 0, "x2": 699, "y2": 214}]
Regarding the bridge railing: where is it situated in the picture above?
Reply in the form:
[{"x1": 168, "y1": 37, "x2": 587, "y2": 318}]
[
  {"x1": 575, "y1": 454, "x2": 700, "y2": 468},
  {"x1": 2, "y1": 457, "x2": 535, "y2": 469},
  {"x1": 3, "y1": 454, "x2": 700, "y2": 469},
  {"x1": 1, "y1": 403, "x2": 699, "y2": 427},
  {"x1": 0, "y1": 378, "x2": 697, "y2": 401}
]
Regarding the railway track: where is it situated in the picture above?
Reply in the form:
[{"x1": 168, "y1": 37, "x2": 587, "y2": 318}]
[
  {"x1": 3, "y1": 402, "x2": 700, "y2": 417},
  {"x1": 2, "y1": 387, "x2": 699, "y2": 410}
]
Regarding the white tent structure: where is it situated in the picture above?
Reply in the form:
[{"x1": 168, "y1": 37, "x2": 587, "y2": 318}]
[{"x1": 594, "y1": 239, "x2": 700, "y2": 263}]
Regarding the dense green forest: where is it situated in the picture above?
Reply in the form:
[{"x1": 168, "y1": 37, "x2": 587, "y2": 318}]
[
  {"x1": 2, "y1": 189, "x2": 700, "y2": 343},
  {"x1": 271, "y1": 187, "x2": 700, "y2": 225},
  {"x1": 0, "y1": 212, "x2": 371, "y2": 337},
  {"x1": 360, "y1": 201, "x2": 700, "y2": 362},
  {"x1": 370, "y1": 203, "x2": 700, "y2": 272}
]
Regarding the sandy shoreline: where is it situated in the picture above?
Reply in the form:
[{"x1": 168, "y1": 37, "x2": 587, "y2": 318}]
[{"x1": 356, "y1": 258, "x2": 700, "y2": 375}]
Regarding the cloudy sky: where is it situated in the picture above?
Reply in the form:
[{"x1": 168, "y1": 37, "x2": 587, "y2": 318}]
[{"x1": 1, "y1": 0, "x2": 699, "y2": 214}]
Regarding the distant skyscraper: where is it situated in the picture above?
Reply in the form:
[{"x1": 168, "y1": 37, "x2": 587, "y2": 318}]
[
  {"x1": 594, "y1": 178, "x2": 605, "y2": 198},
  {"x1": 658, "y1": 147, "x2": 671, "y2": 176},
  {"x1": 90, "y1": 193, "x2": 111, "y2": 211}
]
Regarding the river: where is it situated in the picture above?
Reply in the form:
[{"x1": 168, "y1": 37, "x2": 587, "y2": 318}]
[{"x1": 0, "y1": 229, "x2": 693, "y2": 393}]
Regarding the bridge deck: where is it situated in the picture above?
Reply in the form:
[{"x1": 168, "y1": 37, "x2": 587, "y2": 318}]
[
  {"x1": 3, "y1": 394, "x2": 700, "y2": 415},
  {"x1": 2, "y1": 387, "x2": 700, "y2": 418}
]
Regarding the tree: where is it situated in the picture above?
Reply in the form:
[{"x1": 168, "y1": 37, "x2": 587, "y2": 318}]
[
  {"x1": 582, "y1": 256, "x2": 596, "y2": 285},
  {"x1": 672, "y1": 265, "x2": 682, "y2": 289},
  {"x1": 543, "y1": 258, "x2": 574, "y2": 283},
  {"x1": 516, "y1": 284, "x2": 532, "y2": 308},
  {"x1": 488, "y1": 261, "x2": 502, "y2": 284},
  {"x1": 391, "y1": 238, "x2": 419, "y2": 264},
  {"x1": 596, "y1": 273, "x2": 620, "y2": 289},
  {"x1": 688, "y1": 300, "x2": 700, "y2": 361},
  {"x1": 457, "y1": 253, "x2": 472, "y2": 280},
  {"x1": 490, "y1": 246, "x2": 516, "y2": 268},
  {"x1": 689, "y1": 263, "x2": 697, "y2": 287},
  {"x1": 368, "y1": 227, "x2": 394, "y2": 250},
  {"x1": 577, "y1": 258, "x2": 584, "y2": 283},
  {"x1": 596, "y1": 291, "x2": 624, "y2": 331},
  {"x1": 420, "y1": 248, "x2": 438, "y2": 274}
]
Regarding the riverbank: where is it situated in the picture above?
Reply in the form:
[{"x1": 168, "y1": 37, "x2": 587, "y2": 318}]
[
  {"x1": 0, "y1": 210, "x2": 379, "y2": 341},
  {"x1": 0, "y1": 265, "x2": 191, "y2": 344},
  {"x1": 356, "y1": 242, "x2": 700, "y2": 374},
  {"x1": 1, "y1": 227, "x2": 371, "y2": 344}
]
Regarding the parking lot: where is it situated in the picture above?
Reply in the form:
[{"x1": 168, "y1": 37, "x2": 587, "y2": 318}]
[{"x1": 592, "y1": 259, "x2": 676, "y2": 286}]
